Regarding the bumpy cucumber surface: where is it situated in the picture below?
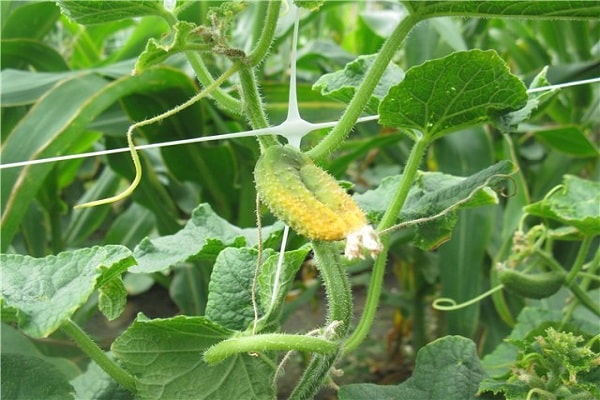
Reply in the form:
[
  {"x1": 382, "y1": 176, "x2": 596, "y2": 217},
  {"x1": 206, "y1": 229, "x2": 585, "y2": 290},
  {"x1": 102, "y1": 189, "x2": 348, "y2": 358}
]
[
  {"x1": 499, "y1": 268, "x2": 566, "y2": 299},
  {"x1": 254, "y1": 145, "x2": 366, "y2": 241}
]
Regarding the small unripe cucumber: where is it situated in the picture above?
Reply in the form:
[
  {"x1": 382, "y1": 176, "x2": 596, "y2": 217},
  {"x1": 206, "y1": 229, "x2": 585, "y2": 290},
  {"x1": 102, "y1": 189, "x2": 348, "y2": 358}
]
[
  {"x1": 499, "y1": 268, "x2": 566, "y2": 299},
  {"x1": 254, "y1": 145, "x2": 366, "y2": 241}
]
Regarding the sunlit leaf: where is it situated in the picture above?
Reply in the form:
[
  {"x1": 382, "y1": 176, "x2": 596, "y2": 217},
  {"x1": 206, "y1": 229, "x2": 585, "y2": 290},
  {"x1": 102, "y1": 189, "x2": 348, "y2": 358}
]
[
  {"x1": 379, "y1": 50, "x2": 527, "y2": 140},
  {"x1": 112, "y1": 315, "x2": 274, "y2": 400},
  {"x1": 0, "y1": 246, "x2": 134, "y2": 337}
]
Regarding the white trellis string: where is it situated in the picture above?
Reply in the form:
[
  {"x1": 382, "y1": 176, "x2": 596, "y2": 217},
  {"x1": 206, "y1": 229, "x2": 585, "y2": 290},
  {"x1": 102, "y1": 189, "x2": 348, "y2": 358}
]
[{"x1": 0, "y1": 77, "x2": 597, "y2": 171}]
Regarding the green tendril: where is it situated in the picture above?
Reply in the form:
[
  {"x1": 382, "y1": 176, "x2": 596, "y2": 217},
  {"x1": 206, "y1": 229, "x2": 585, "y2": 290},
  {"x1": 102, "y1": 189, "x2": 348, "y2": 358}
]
[{"x1": 432, "y1": 284, "x2": 505, "y2": 311}]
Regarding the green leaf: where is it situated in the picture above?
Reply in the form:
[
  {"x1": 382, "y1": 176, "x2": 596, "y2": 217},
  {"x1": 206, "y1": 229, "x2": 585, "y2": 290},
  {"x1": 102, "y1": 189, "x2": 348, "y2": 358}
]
[
  {"x1": 2, "y1": 2, "x2": 61, "y2": 40},
  {"x1": 534, "y1": 127, "x2": 599, "y2": 158},
  {"x1": 0, "y1": 245, "x2": 134, "y2": 337},
  {"x1": 206, "y1": 247, "x2": 272, "y2": 331},
  {"x1": 131, "y1": 203, "x2": 283, "y2": 274},
  {"x1": 104, "y1": 204, "x2": 155, "y2": 249},
  {"x1": 407, "y1": 1, "x2": 600, "y2": 20},
  {"x1": 57, "y1": 1, "x2": 166, "y2": 25},
  {"x1": 70, "y1": 359, "x2": 133, "y2": 400},
  {"x1": 492, "y1": 66, "x2": 559, "y2": 132},
  {"x1": 338, "y1": 336, "x2": 486, "y2": 400},
  {"x1": 135, "y1": 21, "x2": 203, "y2": 74},
  {"x1": 1, "y1": 39, "x2": 70, "y2": 71},
  {"x1": 0, "y1": 60, "x2": 135, "y2": 106},
  {"x1": 257, "y1": 247, "x2": 311, "y2": 330},
  {"x1": 524, "y1": 175, "x2": 600, "y2": 236},
  {"x1": 0, "y1": 67, "x2": 192, "y2": 251},
  {"x1": 354, "y1": 160, "x2": 513, "y2": 249},
  {"x1": 1, "y1": 353, "x2": 75, "y2": 400},
  {"x1": 379, "y1": 49, "x2": 527, "y2": 140},
  {"x1": 111, "y1": 315, "x2": 275, "y2": 400},
  {"x1": 98, "y1": 276, "x2": 127, "y2": 321},
  {"x1": 313, "y1": 54, "x2": 404, "y2": 114}
]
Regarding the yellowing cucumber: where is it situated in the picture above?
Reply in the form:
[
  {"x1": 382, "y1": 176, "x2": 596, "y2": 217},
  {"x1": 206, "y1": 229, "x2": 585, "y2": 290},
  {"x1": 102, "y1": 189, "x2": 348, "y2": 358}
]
[
  {"x1": 254, "y1": 145, "x2": 367, "y2": 241},
  {"x1": 499, "y1": 267, "x2": 566, "y2": 299}
]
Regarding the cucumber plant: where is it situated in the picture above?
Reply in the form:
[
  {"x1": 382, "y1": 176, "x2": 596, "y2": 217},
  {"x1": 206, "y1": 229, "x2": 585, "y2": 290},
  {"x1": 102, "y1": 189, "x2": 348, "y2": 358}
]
[{"x1": 1, "y1": 1, "x2": 598, "y2": 400}]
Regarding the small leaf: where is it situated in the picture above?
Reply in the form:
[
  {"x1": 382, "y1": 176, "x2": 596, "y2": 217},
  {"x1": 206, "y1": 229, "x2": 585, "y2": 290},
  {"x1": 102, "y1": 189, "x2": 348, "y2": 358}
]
[
  {"x1": 1, "y1": 353, "x2": 75, "y2": 400},
  {"x1": 524, "y1": 175, "x2": 600, "y2": 236},
  {"x1": 57, "y1": 1, "x2": 166, "y2": 25},
  {"x1": 131, "y1": 203, "x2": 283, "y2": 273},
  {"x1": 379, "y1": 49, "x2": 527, "y2": 140},
  {"x1": 98, "y1": 276, "x2": 127, "y2": 321},
  {"x1": 294, "y1": 0, "x2": 325, "y2": 11},
  {"x1": 492, "y1": 66, "x2": 559, "y2": 132},
  {"x1": 205, "y1": 247, "x2": 272, "y2": 331},
  {"x1": 0, "y1": 245, "x2": 134, "y2": 337},
  {"x1": 135, "y1": 21, "x2": 202, "y2": 74},
  {"x1": 314, "y1": 54, "x2": 404, "y2": 114},
  {"x1": 338, "y1": 336, "x2": 486, "y2": 400},
  {"x1": 111, "y1": 315, "x2": 274, "y2": 400}
]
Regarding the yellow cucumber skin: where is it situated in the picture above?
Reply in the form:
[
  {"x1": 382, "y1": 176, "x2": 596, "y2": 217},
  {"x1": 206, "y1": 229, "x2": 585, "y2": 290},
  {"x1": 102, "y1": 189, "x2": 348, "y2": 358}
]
[
  {"x1": 499, "y1": 268, "x2": 566, "y2": 299},
  {"x1": 254, "y1": 145, "x2": 366, "y2": 241}
]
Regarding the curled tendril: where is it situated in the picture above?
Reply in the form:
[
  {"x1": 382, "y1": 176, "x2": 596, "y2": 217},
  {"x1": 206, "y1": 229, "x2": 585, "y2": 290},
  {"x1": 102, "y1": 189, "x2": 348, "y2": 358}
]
[
  {"x1": 74, "y1": 64, "x2": 240, "y2": 209},
  {"x1": 432, "y1": 284, "x2": 505, "y2": 311}
]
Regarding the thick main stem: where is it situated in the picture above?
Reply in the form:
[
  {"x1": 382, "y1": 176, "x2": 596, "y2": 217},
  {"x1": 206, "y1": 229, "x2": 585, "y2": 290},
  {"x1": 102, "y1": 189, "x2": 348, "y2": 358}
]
[
  {"x1": 288, "y1": 241, "x2": 353, "y2": 400},
  {"x1": 306, "y1": 15, "x2": 420, "y2": 163},
  {"x1": 60, "y1": 319, "x2": 136, "y2": 393},
  {"x1": 238, "y1": 67, "x2": 280, "y2": 150},
  {"x1": 344, "y1": 136, "x2": 430, "y2": 353}
]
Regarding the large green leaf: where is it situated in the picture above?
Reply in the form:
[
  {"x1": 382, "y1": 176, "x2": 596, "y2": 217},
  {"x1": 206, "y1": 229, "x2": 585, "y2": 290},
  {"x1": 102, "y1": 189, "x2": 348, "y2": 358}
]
[
  {"x1": 70, "y1": 360, "x2": 133, "y2": 400},
  {"x1": 1, "y1": 39, "x2": 69, "y2": 71},
  {"x1": 1, "y1": 353, "x2": 75, "y2": 400},
  {"x1": 2, "y1": 2, "x2": 61, "y2": 40},
  {"x1": 407, "y1": 1, "x2": 600, "y2": 20},
  {"x1": 205, "y1": 247, "x2": 272, "y2": 331},
  {"x1": 524, "y1": 175, "x2": 600, "y2": 236},
  {"x1": 57, "y1": 1, "x2": 167, "y2": 25},
  {"x1": 338, "y1": 336, "x2": 486, "y2": 400},
  {"x1": 0, "y1": 67, "x2": 195, "y2": 251},
  {"x1": 131, "y1": 203, "x2": 284, "y2": 274},
  {"x1": 111, "y1": 315, "x2": 275, "y2": 400},
  {"x1": 313, "y1": 54, "x2": 404, "y2": 114},
  {"x1": 354, "y1": 159, "x2": 513, "y2": 249},
  {"x1": 379, "y1": 49, "x2": 527, "y2": 141},
  {"x1": 0, "y1": 245, "x2": 134, "y2": 337},
  {"x1": 257, "y1": 247, "x2": 311, "y2": 330}
]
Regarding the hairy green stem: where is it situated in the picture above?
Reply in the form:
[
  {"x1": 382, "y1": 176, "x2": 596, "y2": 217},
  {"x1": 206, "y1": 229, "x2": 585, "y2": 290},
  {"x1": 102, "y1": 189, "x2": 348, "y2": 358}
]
[
  {"x1": 203, "y1": 333, "x2": 337, "y2": 364},
  {"x1": 306, "y1": 14, "x2": 420, "y2": 163},
  {"x1": 344, "y1": 136, "x2": 430, "y2": 353},
  {"x1": 60, "y1": 319, "x2": 136, "y2": 393},
  {"x1": 185, "y1": 51, "x2": 241, "y2": 114},
  {"x1": 289, "y1": 241, "x2": 352, "y2": 400},
  {"x1": 248, "y1": 0, "x2": 282, "y2": 66},
  {"x1": 238, "y1": 67, "x2": 280, "y2": 150}
]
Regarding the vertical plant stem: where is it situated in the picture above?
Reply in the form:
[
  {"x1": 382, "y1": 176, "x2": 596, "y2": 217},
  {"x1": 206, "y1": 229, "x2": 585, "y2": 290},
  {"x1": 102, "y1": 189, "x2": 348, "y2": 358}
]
[
  {"x1": 185, "y1": 51, "x2": 241, "y2": 114},
  {"x1": 306, "y1": 15, "x2": 420, "y2": 163},
  {"x1": 566, "y1": 235, "x2": 593, "y2": 284},
  {"x1": 248, "y1": 0, "x2": 282, "y2": 66},
  {"x1": 238, "y1": 67, "x2": 280, "y2": 150},
  {"x1": 60, "y1": 319, "x2": 136, "y2": 393},
  {"x1": 344, "y1": 136, "x2": 430, "y2": 353},
  {"x1": 288, "y1": 241, "x2": 352, "y2": 400}
]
